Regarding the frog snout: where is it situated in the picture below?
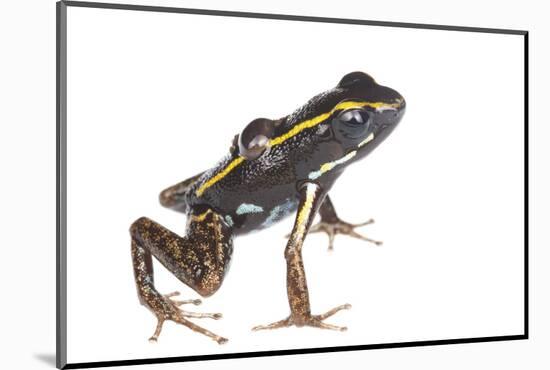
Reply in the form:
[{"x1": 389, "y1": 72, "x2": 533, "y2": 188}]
[
  {"x1": 394, "y1": 98, "x2": 406, "y2": 122},
  {"x1": 376, "y1": 97, "x2": 405, "y2": 128}
]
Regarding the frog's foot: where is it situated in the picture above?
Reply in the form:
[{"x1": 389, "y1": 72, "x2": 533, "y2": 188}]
[
  {"x1": 147, "y1": 291, "x2": 227, "y2": 344},
  {"x1": 308, "y1": 218, "x2": 382, "y2": 250},
  {"x1": 252, "y1": 304, "x2": 351, "y2": 332}
]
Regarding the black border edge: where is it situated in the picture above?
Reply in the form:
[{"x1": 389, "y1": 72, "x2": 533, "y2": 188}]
[
  {"x1": 56, "y1": 1, "x2": 68, "y2": 369},
  {"x1": 57, "y1": 1, "x2": 529, "y2": 369},
  {"x1": 524, "y1": 31, "x2": 529, "y2": 339},
  {"x1": 64, "y1": 335, "x2": 526, "y2": 369},
  {"x1": 63, "y1": 0, "x2": 528, "y2": 35}
]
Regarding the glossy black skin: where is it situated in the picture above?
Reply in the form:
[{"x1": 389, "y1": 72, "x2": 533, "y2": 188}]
[
  {"x1": 172, "y1": 72, "x2": 405, "y2": 234},
  {"x1": 132, "y1": 71, "x2": 406, "y2": 343}
]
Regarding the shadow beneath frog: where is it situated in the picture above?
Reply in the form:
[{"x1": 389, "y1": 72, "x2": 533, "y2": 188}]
[{"x1": 34, "y1": 353, "x2": 56, "y2": 367}]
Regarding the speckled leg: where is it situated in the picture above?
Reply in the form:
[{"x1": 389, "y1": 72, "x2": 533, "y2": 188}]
[
  {"x1": 308, "y1": 194, "x2": 382, "y2": 250},
  {"x1": 253, "y1": 183, "x2": 351, "y2": 332},
  {"x1": 130, "y1": 208, "x2": 233, "y2": 344}
]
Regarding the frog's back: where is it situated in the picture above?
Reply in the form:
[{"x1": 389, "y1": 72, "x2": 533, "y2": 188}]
[
  {"x1": 184, "y1": 146, "x2": 305, "y2": 233},
  {"x1": 183, "y1": 84, "x2": 353, "y2": 233}
]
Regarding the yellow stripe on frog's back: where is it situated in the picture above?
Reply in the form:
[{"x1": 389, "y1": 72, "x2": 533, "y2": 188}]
[
  {"x1": 195, "y1": 156, "x2": 245, "y2": 197},
  {"x1": 195, "y1": 100, "x2": 393, "y2": 197}
]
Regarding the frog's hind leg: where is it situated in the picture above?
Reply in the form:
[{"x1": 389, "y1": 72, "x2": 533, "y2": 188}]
[
  {"x1": 308, "y1": 194, "x2": 382, "y2": 250},
  {"x1": 159, "y1": 171, "x2": 204, "y2": 213},
  {"x1": 130, "y1": 207, "x2": 233, "y2": 344}
]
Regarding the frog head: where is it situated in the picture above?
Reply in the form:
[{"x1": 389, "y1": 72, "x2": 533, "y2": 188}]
[
  {"x1": 328, "y1": 71, "x2": 406, "y2": 163},
  {"x1": 234, "y1": 71, "x2": 405, "y2": 187}
]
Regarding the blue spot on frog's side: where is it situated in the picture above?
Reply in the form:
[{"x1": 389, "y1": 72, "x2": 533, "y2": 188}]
[
  {"x1": 261, "y1": 198, "x2": 298, "y2": 228},
  {"x1": 236, "y1": 203, "x2": 264, "y2": 215}
]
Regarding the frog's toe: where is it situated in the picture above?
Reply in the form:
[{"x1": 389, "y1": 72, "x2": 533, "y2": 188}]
[
  {"x1": 314, "y1": 303, "x2": 351, "y2": 321},
  {"x1": 148, "y1": 318, "x2": 165, "y2": 342},
  {"x1": 346, "y1": 228, "x2": 383, "y2": 246},
  {"x1": 172, "y1": 298, "x2": 202, "y2": 306},
  {"x1": 146, "y1": 292, "x2": 227, "y2": 344},
  {"x1": 350, "y1": 218, "x2": 375, "y2": 228},
  {"x1": 163, "y1": 291, "x2": 203, "y2": 306},
  {"x1": 163, "y1": 291, "x2": 181, "y2": 298},
  {"x1": 252, "y1": 317, "x2": 292, "y2": 331},
  {"x1": 216, "y1": 336, "x2": 229, "y2": 344},
  {"x1": 252, "y1": 303, "x2": 351, "y2": 332},
  {"x1": 309, "y1": 219, "x2": 382, "y2": 250},
  {"x1": 307, "y1": 318, "x2": 348, "y2": 331},
  {"x1": 180, "y1": 311, "x2": 223, "y2": 320}
]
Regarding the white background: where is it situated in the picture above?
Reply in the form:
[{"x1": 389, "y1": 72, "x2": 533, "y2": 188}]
[
  {"x1": 1, "y1": 0, "x2": 548, "y2": 369},
  {"x1": 64, "y1": 5, "x2": 524, "y2": 364}
]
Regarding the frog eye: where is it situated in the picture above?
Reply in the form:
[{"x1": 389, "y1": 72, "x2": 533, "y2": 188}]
[
  {"x1": 334, "y1": 109, "x2": 372, "y2": 139},
  {"x1": 238, "y1": 118, "x2": 275, "y2": 160},
  {"x1": 337, "y1": 109, "x2": 371, "y2": 127}
]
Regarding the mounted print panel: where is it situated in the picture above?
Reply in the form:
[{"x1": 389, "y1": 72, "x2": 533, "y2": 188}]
[{"x1": 58, "y1": 1, "x2": 527, "y2": 368}]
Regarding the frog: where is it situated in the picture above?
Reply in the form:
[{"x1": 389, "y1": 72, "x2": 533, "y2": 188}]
[{"x1": 130, "y1": 71, "x2": 406, "y2": 344}]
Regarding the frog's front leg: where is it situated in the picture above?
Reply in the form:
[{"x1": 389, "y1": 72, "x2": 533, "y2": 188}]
[
  {"x1": 308, "y1": 194, "x2": 382, "y2": 250},
  {"x1": 253, "y1": 183, "x2": 351, "y2": 332},
  {"x1": 130, "y1": 208, "x2": 233, "y2": 344}
]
